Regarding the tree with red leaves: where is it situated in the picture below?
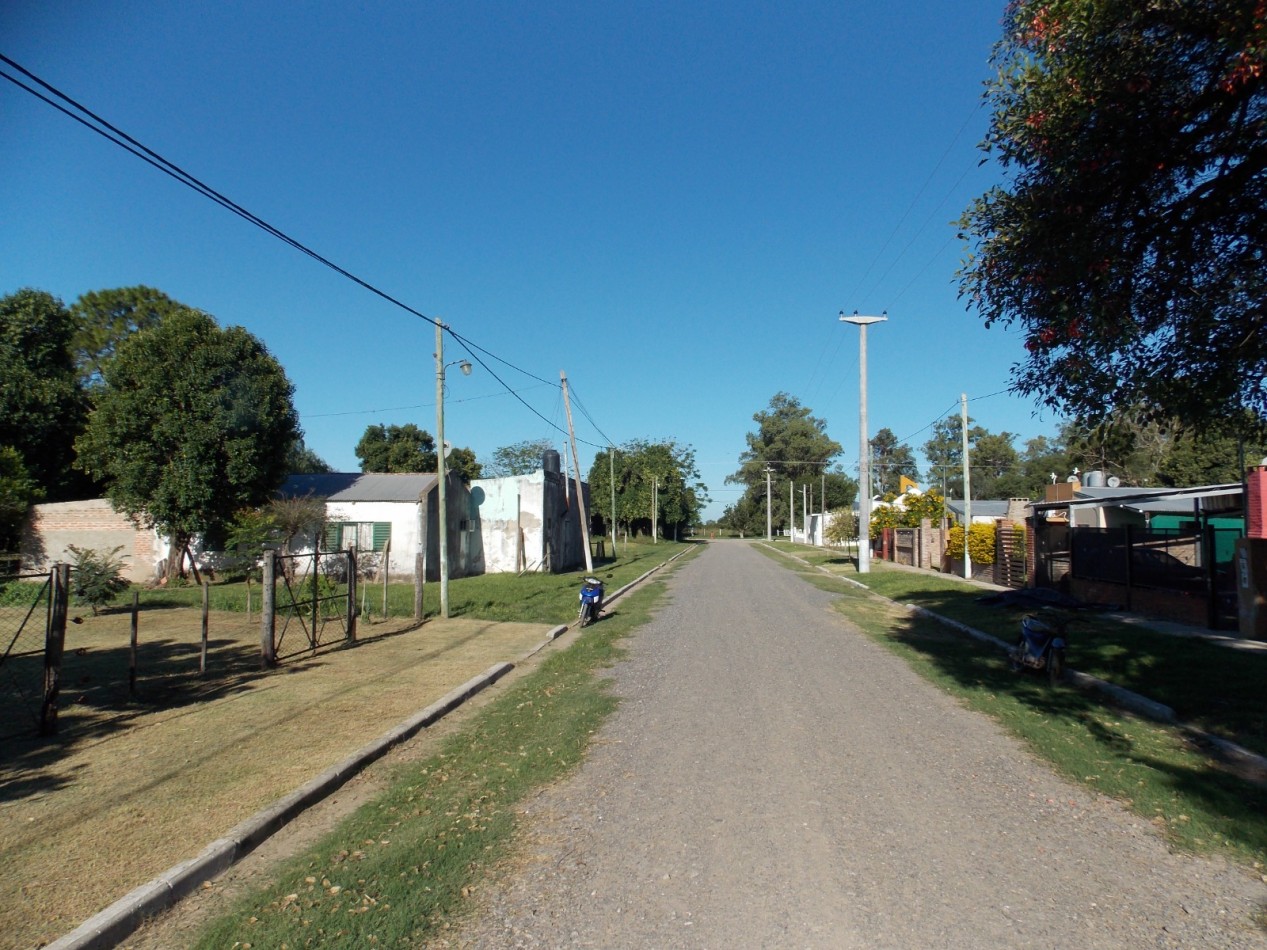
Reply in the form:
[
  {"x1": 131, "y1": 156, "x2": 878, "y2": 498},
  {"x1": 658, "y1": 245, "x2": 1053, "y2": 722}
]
[{"x1": 959, "y1": 0, "x2": 1267, "y2": 433}]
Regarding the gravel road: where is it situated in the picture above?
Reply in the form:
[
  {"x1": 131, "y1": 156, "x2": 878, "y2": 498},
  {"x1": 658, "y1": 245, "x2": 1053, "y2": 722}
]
[{"x1": 446, "y1": 541, "x2": 1267, "y2": 949}]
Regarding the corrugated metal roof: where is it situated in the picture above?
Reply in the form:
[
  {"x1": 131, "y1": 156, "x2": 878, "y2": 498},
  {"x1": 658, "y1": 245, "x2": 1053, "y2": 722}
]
[{"x1": 279, "y1": 473, "x2": 436, "y2": 502}]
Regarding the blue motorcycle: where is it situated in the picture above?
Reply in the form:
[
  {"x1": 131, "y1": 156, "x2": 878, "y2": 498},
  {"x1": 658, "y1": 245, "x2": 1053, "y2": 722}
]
[
  {"x1": 1010, "y1": 612, "x2": 1069, "y2": 686},
  {"x1": 577, "y1": 576, "x2": 604, "y2": 627}
]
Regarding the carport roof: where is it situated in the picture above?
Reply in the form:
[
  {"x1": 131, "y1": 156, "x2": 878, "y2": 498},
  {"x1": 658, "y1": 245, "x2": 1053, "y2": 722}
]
[{"x1": 279, "y1": 472, "x2": 437, "y2": 502}]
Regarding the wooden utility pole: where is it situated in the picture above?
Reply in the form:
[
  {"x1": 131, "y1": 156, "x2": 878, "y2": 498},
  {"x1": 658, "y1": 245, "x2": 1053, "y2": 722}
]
[{"x1": 560, "y1": 371, "x2": 594, "y2": 572}]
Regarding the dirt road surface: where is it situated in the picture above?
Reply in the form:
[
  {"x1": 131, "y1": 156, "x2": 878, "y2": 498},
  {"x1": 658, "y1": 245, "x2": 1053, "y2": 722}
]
[{"x1": 447, "y1": 541, "x2": 1267, "y2": 949}]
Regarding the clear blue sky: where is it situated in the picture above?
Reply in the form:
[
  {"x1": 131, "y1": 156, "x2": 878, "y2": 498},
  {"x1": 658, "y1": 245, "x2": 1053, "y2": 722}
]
[{"x1": 1, "y1": 1, "x2": 1063, "y2": 520}]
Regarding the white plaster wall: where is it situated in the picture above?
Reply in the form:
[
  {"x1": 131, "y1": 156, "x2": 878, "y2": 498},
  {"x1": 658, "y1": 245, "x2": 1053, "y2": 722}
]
[
  {"x1": 471, "y1": 472, "x2": 547, "y2": 573},
  {"x1": 324, "y1": 500, "x2": 423, "y2": 577}
]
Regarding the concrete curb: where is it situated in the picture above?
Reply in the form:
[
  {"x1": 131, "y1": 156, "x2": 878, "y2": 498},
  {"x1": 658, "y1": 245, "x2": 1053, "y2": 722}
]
[
  {"x1": 558, "y1": 547, "x2": 694, "y2": 636},
  {"x1": 45, "y1": 662, "x2": 515, "y2": 950},
  {"x1": 50, "y1": 546, "x2": 696, "y2": 948}
]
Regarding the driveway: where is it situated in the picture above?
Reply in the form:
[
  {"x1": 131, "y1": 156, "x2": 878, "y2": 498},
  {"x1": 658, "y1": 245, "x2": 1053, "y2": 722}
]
[{"x1": 448, "y1": 541, "x2": 1267, "y2": 948}]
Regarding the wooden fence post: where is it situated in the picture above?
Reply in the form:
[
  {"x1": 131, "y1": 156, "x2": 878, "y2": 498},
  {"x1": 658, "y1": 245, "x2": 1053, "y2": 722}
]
[
  {"x1": 129, "y1": 592, "x2": 139, "y2": 698},
  {"x1": 414, "y1": 552, "x2": 424, "y2": 621},
  {"x1": 260, "y1": 549, "x2": 276, "y2": 668},
  {"x1": 39, "y1": 564, "x2": 70, "y2": 737},
  {"x1": 346, "y1": 547, "x2": 357, "y2": 643},
  {"x1": 200, "y1": 581, "x2": 209, "y2": 675}
]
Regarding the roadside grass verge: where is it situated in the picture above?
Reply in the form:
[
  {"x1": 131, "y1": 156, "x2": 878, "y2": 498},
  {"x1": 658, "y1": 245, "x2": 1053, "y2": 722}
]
[
  {"x1": 192, "y1": 559, "x2": 681, "y2": 948},
  {"x1": 763, "y1": 542, "x2": 1267, "y2": 758},
  {"x1": 758, "y1": 543, "x2": 1267, "y2": 869},
  {"x1": 107, "y1": 539, "x2": 692, "y2": 625}
]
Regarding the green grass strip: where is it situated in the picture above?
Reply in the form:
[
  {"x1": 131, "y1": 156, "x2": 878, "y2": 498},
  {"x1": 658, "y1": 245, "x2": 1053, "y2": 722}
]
[
  {"x1": 759, "y1": 543, "x2": 1267, "y2": 869},
  {"x1": 193, "y1": 552, "x2": 688, "y2": 948},
  {"x1": 763, "y1": 541, "x2": 1267, "y2": 756},
  {"x1": 116, "y1": 539, "x2": 693, "y2": 626}
]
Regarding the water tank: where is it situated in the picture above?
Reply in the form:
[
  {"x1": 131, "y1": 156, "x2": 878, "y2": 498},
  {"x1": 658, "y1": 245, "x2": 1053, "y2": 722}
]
[
  {"x1": 542, "y1": 449, "x2": 561, "y2": 474},
  {"x1": 1083, "y1": 470, "x2": 1107, "y2": 487}
]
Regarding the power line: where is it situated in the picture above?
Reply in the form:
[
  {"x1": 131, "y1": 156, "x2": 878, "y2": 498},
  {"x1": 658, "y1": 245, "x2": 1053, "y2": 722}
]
[{"x1": 1, "y1": 53, "x2": 622, "y2": 454}]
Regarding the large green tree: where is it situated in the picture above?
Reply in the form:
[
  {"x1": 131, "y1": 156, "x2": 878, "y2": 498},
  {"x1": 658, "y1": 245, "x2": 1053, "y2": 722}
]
[
  {"x1": 959, "y1": 0, "x2": 1267, "y2": 430},
  {"x1": 726, "y1": 393, "x2": 847, "y2": 534},
  {"x1": 0, "y1": 289, "x2": 88, "y2": 500},
  {"x1": 70, "y1": 285, "x2": 185, "y2": 388},
  {"x1": 587, "y1": 439, "x2": 707, "y2": 538},
  {"x1": 356, "y1": 424, "x2": 435, "y2": 473},
  {"x1": 869, "y1": 427, "x2": 919, "y2": 495},
  {"x1": 75, "y1": 308, "x2": 300, "y2": 580}
]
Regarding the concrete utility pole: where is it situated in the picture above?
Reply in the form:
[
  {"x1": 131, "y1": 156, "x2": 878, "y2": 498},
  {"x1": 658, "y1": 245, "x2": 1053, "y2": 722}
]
[
  {"x1": 961, "y1": 392, "x2": 973, "y2": 580},
  {"x1": 765, "y1": 465, "x2": 773, "y2": 540},
  {"x1": 652, "y1": 476, "x2": 659, "y2": 543},
  {"x1": 560, "y1": 371, "x2": 594, "y2": 572},
  {"x1": 840, "y1": 310, "x2": 887, "y2": 573},
  {"x1": 434, "y1": 323, "x2": 471, "y2": 619},
  {"x1": 610, "y1": 446, "x2": 617, "y2": 553}
]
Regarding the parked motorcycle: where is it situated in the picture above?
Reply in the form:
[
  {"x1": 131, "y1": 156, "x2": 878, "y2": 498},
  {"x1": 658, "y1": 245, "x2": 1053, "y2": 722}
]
[
  {"x1": 1009, "y1": 611, "x2": 1069, "y2": 685},
  {"x1": 577, "y1": 576, "x2": 605, "y2": 627}
]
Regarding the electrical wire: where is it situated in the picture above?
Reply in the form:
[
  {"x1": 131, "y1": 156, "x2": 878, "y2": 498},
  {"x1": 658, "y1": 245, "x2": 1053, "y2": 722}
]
[{"x1": 2, "y1": 53, "x2": 623, "y2": 454}]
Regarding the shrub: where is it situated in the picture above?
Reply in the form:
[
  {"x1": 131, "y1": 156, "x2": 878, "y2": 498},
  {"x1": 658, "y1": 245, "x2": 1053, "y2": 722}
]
[
  {"x1": 824, "y1": 508, "x2": 856, "y2": 545},
  {"x1": 66, "y1": 544, "x2": 129, "y2": 615},
  {"x1": 945, "y1": 523, "x2": 996, "y2": 565}
]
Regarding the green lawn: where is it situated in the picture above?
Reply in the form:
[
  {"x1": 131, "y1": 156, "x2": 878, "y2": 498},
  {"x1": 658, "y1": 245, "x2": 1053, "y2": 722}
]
[
  {"x1": 193, "y1": 547, "x2": 691, "y2": 948},
  {"x1": 765, "y1": 541, "x2": 1267, "y2": 757},
  {"x1": 108, "y1": 539, "x2": 695, "y2": 626},
  {"x1": 758, "y1": 541, "x2": 1267, "y2": 868}
]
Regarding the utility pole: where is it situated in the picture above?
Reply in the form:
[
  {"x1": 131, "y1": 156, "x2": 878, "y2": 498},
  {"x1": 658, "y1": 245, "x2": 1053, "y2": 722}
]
[
  {"x1": 840, "y1": 310, "x2": 887, "y2": 573},
  {"x1": 961, "y1": 392, "x2": 972, "y2": 580},
  {"x1": 560, "y1": 371, "x2": 594, "y2": 572},
  {"x1": 652, "y1": 476, "x2": 659, "y2": 543},
  {"x1": 789, "y1": 479, "x2": 794, "y2": 541},
  {"x1": 765, "y1": 465, "x2": 773, "y2": 540},
  {"x1": 435, "y1": 322, "x2": 449, "y2": 618},
  {"x1": 609, "y1": 446, "x2": 617, "y2": 554}
]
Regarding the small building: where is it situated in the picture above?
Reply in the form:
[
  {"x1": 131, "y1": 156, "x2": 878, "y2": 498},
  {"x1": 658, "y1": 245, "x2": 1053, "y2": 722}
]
[
  {"x1": 468, "y1": 466, "x2": 589, "y2": 574},
  {"x1": 278, "y1": 471, "x2": 476, "y2": 582}
]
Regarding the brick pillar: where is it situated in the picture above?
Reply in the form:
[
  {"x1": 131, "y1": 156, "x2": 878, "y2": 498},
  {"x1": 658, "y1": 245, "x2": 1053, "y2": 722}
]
[{"x1": 1249, "y1": 466, "x2": 1267, "y2": 539}]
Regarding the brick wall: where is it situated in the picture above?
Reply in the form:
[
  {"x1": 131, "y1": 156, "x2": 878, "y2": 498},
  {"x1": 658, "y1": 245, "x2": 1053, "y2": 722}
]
[{"x1": 21, "y1": 500, "x2": 163, "y2": 583}]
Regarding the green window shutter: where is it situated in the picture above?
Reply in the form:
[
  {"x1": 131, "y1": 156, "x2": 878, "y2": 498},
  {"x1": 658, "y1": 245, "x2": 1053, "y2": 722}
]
[
  {"x1": 324, "y1": 523, "x2": 342, "y2": 551},
  {"x1": 372, "y1": 522, "x2": 391, "y2": 552}
]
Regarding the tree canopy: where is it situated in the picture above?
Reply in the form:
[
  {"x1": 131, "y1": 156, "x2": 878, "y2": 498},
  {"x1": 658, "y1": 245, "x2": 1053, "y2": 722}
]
[
  {"x1": 485, "y1": 438, "x2": 555, "y2": 477},
  {"x1": 70, "y1": 285, "x2": 185, "y2": 388},
  {"x1": 959, "y1": 0, "x2": 1267, "y2": 431},
  {"x1": 354, "y1": 424, "x2": 480, "y2": 481},
  {"x1": 0, "y1": 289, "x2": 88, "y2": 500},
  {"x1": 75, "y1": 307, "x2": 300, "y2": 579},
  {"x1": 587, "y1": 439, "x2": 707, "y2": 538},
  {"x1": 723, "y1": 393, "x2": 851, "y2": 535},
  {"x1": 356, "y1": 424, "x2": 435, "y2": 473},
  {"x1": 869, "y1": 428, "x2": 919, "y2": 495}
]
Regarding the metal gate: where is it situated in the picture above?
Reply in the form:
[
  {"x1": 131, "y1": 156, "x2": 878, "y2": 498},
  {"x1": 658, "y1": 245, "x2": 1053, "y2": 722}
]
[
  {"x1": 0, "y1": 565, "x2": 69, "y2": 738},
  {"x1": 262, "y1": 548, "x2": 357, "y2": 664}
]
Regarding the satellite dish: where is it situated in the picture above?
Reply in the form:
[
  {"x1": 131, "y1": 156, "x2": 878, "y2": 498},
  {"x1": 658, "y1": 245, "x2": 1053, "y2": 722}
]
[
  {"x1": 443, "y1": 440, "x2": 453, "y2": 459},
  {"x1": 1107, "y1": 476, "x2": 1121, "y2": 488},
  {"x1": 1065, "y1": 475, "x2": 1079, "y2": 483}
]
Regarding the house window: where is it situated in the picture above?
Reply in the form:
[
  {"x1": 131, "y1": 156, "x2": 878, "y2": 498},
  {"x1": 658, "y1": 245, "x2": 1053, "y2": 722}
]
[{"x1": 324, "y1": 522, "x2": 391, "y2": 552}]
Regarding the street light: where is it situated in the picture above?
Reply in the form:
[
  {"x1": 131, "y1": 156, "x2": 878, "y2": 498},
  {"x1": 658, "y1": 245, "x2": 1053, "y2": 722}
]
[
  {"x1": 435, "y1": 321, "x2": 472, "y2": 619},
  {"x1": 839, "y1": 309, "x2": 887, "y2": 574}
]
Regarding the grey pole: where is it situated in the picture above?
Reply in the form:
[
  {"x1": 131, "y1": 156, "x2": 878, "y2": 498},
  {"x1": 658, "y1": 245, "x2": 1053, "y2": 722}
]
[
  {"x1": 435, "y1": 322, "x2": 449, "y2": 619},
  {"x1": 765, "y1": 465, "x2": 773, "y2": 540},
  {"x1": 435, "y1": 322, "x2": 472, "y2": 619},
  {"x1": 840, "y1": 311, "x2": 887, "y2": 573},
  {"x1": 961, "y1": 392, "x2": 973, "y2": 579}
]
